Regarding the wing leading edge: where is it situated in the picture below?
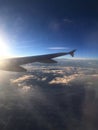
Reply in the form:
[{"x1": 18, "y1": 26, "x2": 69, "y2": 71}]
[{"x1": 0, "y1": 49, "x2": 76, "y2": 72}]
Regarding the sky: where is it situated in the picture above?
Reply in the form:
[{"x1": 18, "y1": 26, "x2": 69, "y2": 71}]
[{"x1": 0, "y1": 0, "x2": 98, "y2": 58}]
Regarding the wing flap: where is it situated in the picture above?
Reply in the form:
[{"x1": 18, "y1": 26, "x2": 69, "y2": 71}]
[{"x1": 0, "y1": 65, "x2": 27, "y2": 72}]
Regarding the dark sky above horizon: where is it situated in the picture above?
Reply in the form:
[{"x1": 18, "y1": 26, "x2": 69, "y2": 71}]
[{"x1": 0, "y1": 0, "x2": 98, "y2": 58}]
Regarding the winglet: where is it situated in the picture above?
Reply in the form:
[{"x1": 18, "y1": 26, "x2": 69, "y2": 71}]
[{"x1": 69, "y1": 49, "x2": 76, "y2": 57}]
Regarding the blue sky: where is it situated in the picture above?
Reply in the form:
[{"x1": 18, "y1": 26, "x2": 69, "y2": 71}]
[{"x1": 0, "y1": 0, "x2": 98, "y2": 58}]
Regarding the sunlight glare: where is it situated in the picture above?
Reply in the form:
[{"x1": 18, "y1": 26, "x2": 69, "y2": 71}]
[{"x1": 0, "y1": 37, "x2": 11, "y2": 59}]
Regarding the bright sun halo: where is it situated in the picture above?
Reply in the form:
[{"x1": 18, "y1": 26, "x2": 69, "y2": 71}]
[{"x1": 0, "y1": 38, "x2": 11, "y2": 59}]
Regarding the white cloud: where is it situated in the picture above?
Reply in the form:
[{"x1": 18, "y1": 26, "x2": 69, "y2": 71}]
[
  {"x1": 10, "y1": 66, "x2": 98, "y2": 87},
  {"x1": 48, "y1": 47, "x2": 69, "y2": 50},
  {"x1": 49, "y1": 74, "x2": 78, "y2": 85},
  {"x1": 21, "y1": 86, "x2": 31, "y2": 92},
  {"x1": 11, "y1": 75, "x2": 35, "y2": 83}
]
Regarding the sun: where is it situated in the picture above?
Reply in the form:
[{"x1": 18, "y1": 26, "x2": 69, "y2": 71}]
[{"x1": 0, "y1": 38, "x2": 11, "y2": 59}]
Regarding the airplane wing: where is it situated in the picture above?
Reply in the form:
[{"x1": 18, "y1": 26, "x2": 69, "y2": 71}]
[
  {"x1": 0, "y1": 49, "x2": 76, "y2": 72},
  {"x1": 6, "y1": 49, "x2": 76, "y2": 65}
]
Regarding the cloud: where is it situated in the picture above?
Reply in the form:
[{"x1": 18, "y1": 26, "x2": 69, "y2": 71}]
[
  {"x1": 49, "y1": 18, "x2": 72, "y2": 32},
  {"x1": 11, "y1": 75, "x2": 35, "y2": 83},
  {"x1": 48, "y1": 47, "x2": 69, "y2": 50},
  {"x1": 63, "y1": 18, "x2": 72, "y2": 23},
  {"x1": 11, "y1": 65, "x2": 98, "y2": 87},
  {"x1": 43, "y1": 67, "x2": 78, "y2": 75},
  {"x1": 49, "y1": 74, "x2": 78, "y2": 85},
  {"x1": 11, "y1": 74, "x2": 47, "y2": 85},
  {"x1": 21, "y1": 86, "x2": 31, "y2": 93},
  {"x1": 11, "y1": 75, "x2": 35, "y2": 93}
]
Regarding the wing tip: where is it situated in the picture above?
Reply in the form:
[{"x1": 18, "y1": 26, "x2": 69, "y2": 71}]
[{"x1": 69, "y1": 49, "x2": 77, "y2": 57}]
